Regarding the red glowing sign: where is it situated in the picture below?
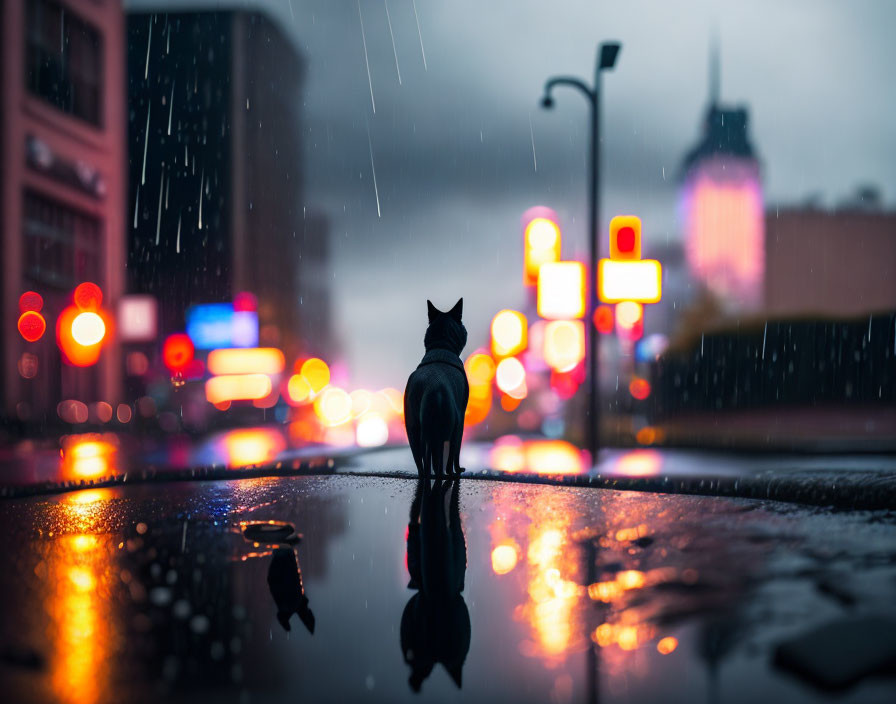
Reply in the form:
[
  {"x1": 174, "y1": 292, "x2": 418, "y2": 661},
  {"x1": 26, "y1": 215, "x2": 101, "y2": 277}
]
[{"x1": 162, "y1": 334, "x2": 195, "y2": 373}]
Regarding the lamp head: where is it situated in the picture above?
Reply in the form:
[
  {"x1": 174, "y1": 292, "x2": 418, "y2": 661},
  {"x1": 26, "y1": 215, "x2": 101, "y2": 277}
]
[
  {"x1": 540, "y1": 95, "x2": 554, "y2": 109},
  {"x1": 599, "y1": 42, "x2": 621, "y2": 70}
]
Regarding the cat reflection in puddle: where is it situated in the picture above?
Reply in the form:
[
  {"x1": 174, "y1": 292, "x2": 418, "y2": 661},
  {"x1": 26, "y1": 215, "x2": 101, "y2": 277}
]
[{"x1": 401, "y1": 478, "x2": 470, "y2": 691}]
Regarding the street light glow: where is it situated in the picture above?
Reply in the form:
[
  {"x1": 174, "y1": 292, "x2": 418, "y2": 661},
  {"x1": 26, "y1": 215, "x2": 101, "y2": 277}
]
[
  {"x1": 71, "y1": 312, "x2": 106, "y2": 346},
  {"x1": 495, "y1": 357, "x2": 526, "y2": 397},
  {"x1": 491, "y1": 310, "x2": 527, "y2": 357},
  {"x1": 523, "y1": 209, "x2": 562, "y2": 286},
  {"x1": 543, "y1": 320, "x2": 585, "y2": 372}
]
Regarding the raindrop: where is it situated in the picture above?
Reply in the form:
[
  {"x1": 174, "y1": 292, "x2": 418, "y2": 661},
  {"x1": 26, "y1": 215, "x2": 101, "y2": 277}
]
[
  {"x1": 167, "y1": 81, "x2": 175, "y2": 135},
  {"x1": 384, "y1": 0, "x2": 402, "y2": 85},
  {"x1": 144, "y1": 19, "x2": 152, "y2": 80},
  {"x1": 367, "y1": 125, "x2": 381, "y2": 217},
  {"x1": 133, "y1": 186, "x2": 140, "y2": 229},
  {"x1": 358, "y1": 0, "x2": 375, "y2": 113},
  {"x1": 155, "y1": 171, "x2": 164, "y2": 245},
  {"x1": 140, "y1": 103, "x2": 151, "y2": 186},
  {"x1": 528, "y1": 112, "x2": 537, "y2": 172},
  {"x1": 176, "y1": 213, "x2": 182, "y2": 253},
  {"x1": 198, "y1": 167, "x2": 204, "y2": 229},
  {"x1": 412, "y1": 0, "x2": 427, "y2": 70}
]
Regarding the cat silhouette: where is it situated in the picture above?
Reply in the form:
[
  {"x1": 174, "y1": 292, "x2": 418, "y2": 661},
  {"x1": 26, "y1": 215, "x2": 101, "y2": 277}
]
[
  {"x1": 404, "y1": 299, "x2": 469, "y2": 480},
  {"x1": 267, "y1": 546, "x2": 315, "y2": 634},
  {"x1": 401, "y1": 478, "x2": 470, "y2": 692}
]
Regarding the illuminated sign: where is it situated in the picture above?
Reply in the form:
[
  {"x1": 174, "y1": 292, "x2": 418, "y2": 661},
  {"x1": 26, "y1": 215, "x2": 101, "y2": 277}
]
[
  {"x1": 598, "y1": 259, "x2": 662, "y2": 303},
  {"x1": 118, "y1": 295, "x2": 157, "y2": 342},
  {"x1": 537, "y1": 261, "x2": 586, "y2": 319},
  {"x1": 207, "y1": 348, "x2": 285, "y2": 376},
  {"x1": 186, "y1": 303, "x2": 258, "y2": 349}
]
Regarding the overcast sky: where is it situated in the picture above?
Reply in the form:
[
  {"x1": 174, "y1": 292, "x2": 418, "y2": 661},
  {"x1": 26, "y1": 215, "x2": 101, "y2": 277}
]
[{"x1": 129, "y1": 0, "x2": 896, "y2": 388}]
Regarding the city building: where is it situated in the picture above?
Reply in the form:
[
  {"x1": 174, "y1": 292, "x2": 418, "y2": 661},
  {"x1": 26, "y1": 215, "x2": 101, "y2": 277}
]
[
  {"x1": 764, "y1": 196, "x2": 896, "y2": 317},
  {"x1": 1, "y1": 0, "x2": 126, "y2": 422},
  {"x1": 679, "y1": 50, "x2": 764, "y2": 310},
  {"x1": 126, "y1": 9, "x2": 329, "y2": 371}
]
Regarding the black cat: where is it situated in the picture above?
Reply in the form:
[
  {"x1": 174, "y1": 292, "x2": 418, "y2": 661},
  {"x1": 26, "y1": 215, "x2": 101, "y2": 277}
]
[{"x1": 404, "y1": 299, "x2": 469, "y2": 480}]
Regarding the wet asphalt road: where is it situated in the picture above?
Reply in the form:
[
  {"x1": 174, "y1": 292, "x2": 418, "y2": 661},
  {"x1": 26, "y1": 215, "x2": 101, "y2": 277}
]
[{"x1": 1, "y1": 472, "x2": 895, "y2": 703}]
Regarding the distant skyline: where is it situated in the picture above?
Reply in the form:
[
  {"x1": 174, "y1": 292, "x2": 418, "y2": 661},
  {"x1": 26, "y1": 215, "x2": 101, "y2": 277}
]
[{"x1": 128, "y1": 0, "x2": 896, "y2": 388}]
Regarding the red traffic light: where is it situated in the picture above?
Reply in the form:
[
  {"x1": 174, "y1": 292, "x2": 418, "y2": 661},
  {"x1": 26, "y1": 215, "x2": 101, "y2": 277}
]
[
  {"x1": 74, "y1": 282, "x2": 103, "y2": 310},
  {"x1": 19, "y1": 291, "x2": 44, "y2": 313},
  {"x1": 609, "y1": 215, "x2": 641, "y2": 261},
  {"x1": 18, "y1": 311, "x2": 47, "y2": 342},
  {"x1": 163, "y1": 334, "x2": 195, "y2": 373}
]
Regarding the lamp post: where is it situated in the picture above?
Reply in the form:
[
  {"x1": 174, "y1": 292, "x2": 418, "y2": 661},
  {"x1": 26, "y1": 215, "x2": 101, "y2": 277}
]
[{"x1": 540, "y1": 41, "x2": 620, "y2": 466}]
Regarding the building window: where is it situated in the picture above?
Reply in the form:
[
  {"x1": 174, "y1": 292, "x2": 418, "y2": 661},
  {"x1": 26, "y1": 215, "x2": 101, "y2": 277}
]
[
  {"x1": 25, "y1": 0, "x2": 103, "y2": 127},
  {"x1": 24, "y1": 190, "x2": 102, "y2": 289}
]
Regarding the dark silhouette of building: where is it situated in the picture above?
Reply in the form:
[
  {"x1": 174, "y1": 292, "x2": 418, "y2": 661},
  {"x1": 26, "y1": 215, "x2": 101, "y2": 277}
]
[
  {"x1": 127, "y1": 9, "x2": 327, "y2": 362},
  {"x1": 679, "y1": 43, "x2": 764, "y2": 309},
  {"x1": 764, "y1": 193, "x2": 896, "y2": 317},
  {"x1": 1, "y1": 0, "x2": 126, "y2": 421}
]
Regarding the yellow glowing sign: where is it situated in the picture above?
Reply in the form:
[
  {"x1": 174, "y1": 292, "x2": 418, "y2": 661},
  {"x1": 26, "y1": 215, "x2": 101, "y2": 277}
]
[
  {"x1": 300, "y1": 358, "x2": 330, "y2": 392},
  {"x1": 207, "y1": 348, "x2": 285, "y2": 375},
  {"x1": 286, "y1": 373, "x2": 312, "y2": 405},
  {"x1": 205, "y1": 373, "x2": 273, "y2": 403},
  {"x1": 537, "y1": 261, "x2": 586, "y2": 319},
  {"x1": 543, "y1": 320, "x2": 585, "y2": 373},
  {"x1": 491, "y1": 310, "x2": 528, "y2": 357},
  {"x1": 523, "y1": 217, "x2": 561, "y2": 286},
  {"x1": 598, "y1": 259, "x2": 662, "y2": 303}
]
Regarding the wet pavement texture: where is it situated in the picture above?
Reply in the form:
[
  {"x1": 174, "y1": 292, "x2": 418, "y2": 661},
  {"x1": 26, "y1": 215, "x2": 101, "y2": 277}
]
[
  {"x1": 3, "y1": 430, "x2": 896, "y2": 510},
  {"x1": 1, "y1": 474, "x2": 895, "y2": 703}
]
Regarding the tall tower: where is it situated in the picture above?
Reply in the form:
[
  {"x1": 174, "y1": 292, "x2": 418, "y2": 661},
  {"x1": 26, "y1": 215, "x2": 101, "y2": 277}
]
[{"x1": 680, "y1": 40, "x2": 764, "y2": 309}]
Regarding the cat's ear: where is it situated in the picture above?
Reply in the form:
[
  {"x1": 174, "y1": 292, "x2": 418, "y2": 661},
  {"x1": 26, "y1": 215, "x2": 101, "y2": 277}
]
[
  {"x1": 427, "y1": 299, "x2": 440, "y2": 323},
  {"x1": 448, "y1": 298, "x2": 463, "y2": 322},
  {"x1": 446, "y1": 663, "x2": 463, "y2": 688}
]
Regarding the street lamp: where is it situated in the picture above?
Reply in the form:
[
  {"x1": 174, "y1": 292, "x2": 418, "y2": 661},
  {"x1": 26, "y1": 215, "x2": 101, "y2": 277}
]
[{"x1": 540, "y1": 40, "x2": 621, "y2": 465}]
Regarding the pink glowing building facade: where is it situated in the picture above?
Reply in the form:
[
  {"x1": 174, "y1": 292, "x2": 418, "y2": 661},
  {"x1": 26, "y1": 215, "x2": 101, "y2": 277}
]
[{"x1": 680, "y1": 82, "x2": 764, "y2": 309}]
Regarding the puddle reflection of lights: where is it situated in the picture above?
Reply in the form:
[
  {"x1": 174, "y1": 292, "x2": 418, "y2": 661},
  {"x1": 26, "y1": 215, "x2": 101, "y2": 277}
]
[
  {"x1": 490, "y1": 437, "x2": 585, "y2": 475},
  {"x1": 491, "y1": 543, "x2": 519, "y2": 575},
  {"x1": 61, "y1": 436, "x2": 118, "y2": 480},
  {"x1": 222, "y1": 428, "x2": 286, "y2": 467},
  {"x1": 657, "y1": 636, "x2": 678, "y2": 654},
  {"x1": 46, "y1": 532, "x2": 115, "y2": 704},
  {"x1": 611, "y1": 449, "x2": 662, "y2": 477}
]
